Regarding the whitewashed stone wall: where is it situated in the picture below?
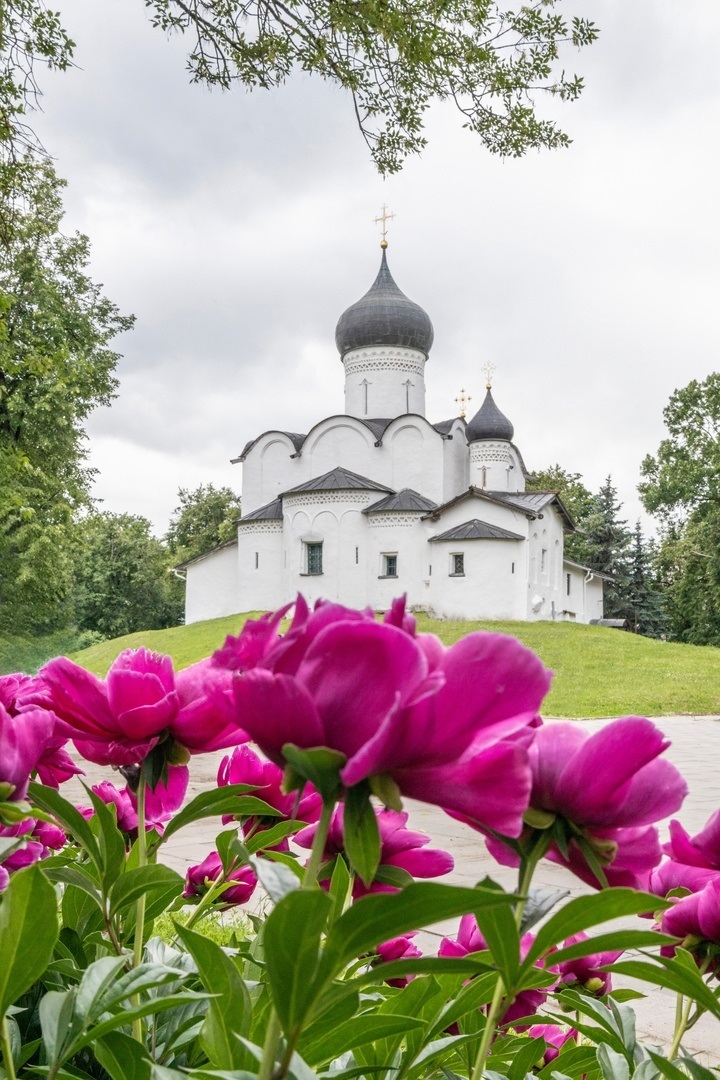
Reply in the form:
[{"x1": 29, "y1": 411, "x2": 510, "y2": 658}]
[
  {"x1": 343, "y1": 346, "x2": 427, "y2": 418},
  {"x1": 185, "y1": 543, "x2": 239, "y2": 624}
]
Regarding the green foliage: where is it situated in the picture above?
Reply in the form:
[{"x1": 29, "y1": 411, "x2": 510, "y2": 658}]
[
  {"x1": 625, "y1": 522, "x2": 666, "y2": 638},
  {"x1": 0, "y1": 864, "x2": 59, "y2": 1019},
  {"x1": 166, "y1": 484, "x2": 242, "y2": 565},
  {"x1": 580, "y1": 476, "x2": 632, "y2": 619},
  {"x1": 640, "y1": 375, "x2": 720, "y2": 645},
  {"x1": 0, "y1": 626, "x2": 99, "y2": 676},
  {"x1": 0, "y1": 157, "x2": 133, "y2": 635},
  {"x1": 72, "y1": 511, "x2": 184, "y2": 639}
]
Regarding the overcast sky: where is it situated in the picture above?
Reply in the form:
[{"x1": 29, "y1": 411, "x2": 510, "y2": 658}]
[{"x1": 31, "y1": 0, "x2": 720, "y2": 535}]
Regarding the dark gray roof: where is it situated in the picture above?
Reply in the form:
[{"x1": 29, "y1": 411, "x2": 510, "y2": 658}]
[
  {"x1": 234, "y1": 430, "x2": 306, "y2": 463},
  {"x1": 430, "y1": 519, "x2": 524, "y2": 542},
  {"x1": 565, "y1": 559, "x2": 614, "y2": 582},
  {"x1": 364, "y1": 488, "x2": 438, "y2": 514},
  {"x1": 335, "y1": 248, "x2": 434, "y2": 357},
  {"x1": 432, "y1": 418, "x2": 462, "y2": 438},
  {"x1": 239, "y1": 497, "x2": 283, "y2": 522},
  {"x1": 489, "y1": 490, "x2": 577, "y2": 530},
  {"x1": 282, "y1": 466, "x2": 393, "y2": 496},
  {"x1": 466, "y1": 389, "x2": 514, "y2": 442},
  {"x1": 362, "y1": 418, "x2": 394, "y2": 442}
]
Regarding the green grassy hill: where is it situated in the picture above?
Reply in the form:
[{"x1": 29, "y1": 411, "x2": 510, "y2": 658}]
[{"x1": 63, "y1": 612, "x2": 720, "y2": 720}]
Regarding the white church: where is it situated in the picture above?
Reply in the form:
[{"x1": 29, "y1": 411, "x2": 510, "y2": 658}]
[{"x1": 182, "y1": 238, "x2": 606, "y2": 625}]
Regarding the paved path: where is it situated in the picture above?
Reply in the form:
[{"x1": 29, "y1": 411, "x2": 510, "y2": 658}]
[{"x1": 66, "y1": 716, "x2": 720, "y2": 1061}]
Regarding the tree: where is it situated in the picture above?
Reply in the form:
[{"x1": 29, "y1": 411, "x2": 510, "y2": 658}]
[
  {"x1": 625, "y1": 521, "x2": 666, "y2": 638},
  {"x1": 166, "y1": 484, "x2": 242, "y2": 563},
  {"x1": 73, "y1": 512, "x2": 184, "y2": 638},
  {"x1": 2, "y1": 0, "x2": 597, "y2": 175},
  {"x1": 0, "y1": 158, "x2": 134, "y2": 634},
  {"x1": 640, "y1": 375, "x2": 720, "y2": 645},
  {"x1": 580, "y1": 476, "x2": 632, "y2": 619}
]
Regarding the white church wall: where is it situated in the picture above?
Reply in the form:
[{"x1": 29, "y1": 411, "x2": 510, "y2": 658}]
[
  {"x1": 241, "y1": 433, "x2": 298, "y2": 515},
  {"x1": 442, "y1": 424, "x2": 469, "y2": 500},
  {"x1": 304, "y1": 420, "x2": 378, "y2": 481},
  {"x1": 236, "y1": 523, "x2": 284, "y2": 611},
  {"x1": 343, "y1": 346, "x2": 426, "y2": 418},
  {"x1": 185, "y1": 542, "x2": 239, "y2": 624},
  {"x1": 427, "y1": 496, "x2": 529, "y2": 538},
  {"x1": 525, "y1": 510, "x2": 572, "y2": 621},
  {"x1": 284, "y1": 492, "x2": 372, "y2": 607},
  {"x1": 366, "y1": 515, "x2": 430, "y2": 611},
  {"x1": 468, "y1": 440, "x2": 524, "y2": 492},
  {"x1": 426, "y1": 540, "x2": 525, "y2": 620}
]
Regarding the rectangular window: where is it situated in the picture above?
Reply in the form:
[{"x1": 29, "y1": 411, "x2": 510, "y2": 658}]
[
  {"x1": 541, "y1": 548, "x2": 547, "y2": 573},
  {"x1": 566, "y1": 573, "x2": 571, "y2": 596},
  {"x1": 255, "y1": 552, "x2": 259, "y2": 569},
  {"x1": 450, "y1": 552, "x2": 465, "y2": 576},
  {"x1": 306, "y1": 542, "x2": 323, "y2": 575},
  {"x1": 355, "y1": 546, "x2": 359, "y2": 564},
  {"x1": 382, "y1": 553, "x2": 398, "y2": 578},
  {"x1": 511, "y1": 562, "x2": 515, "y2": 574}
]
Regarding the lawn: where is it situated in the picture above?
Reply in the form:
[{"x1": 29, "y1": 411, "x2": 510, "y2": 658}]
[{"x1": 61, "y1": 611, "x2": 720, "y2": 720}]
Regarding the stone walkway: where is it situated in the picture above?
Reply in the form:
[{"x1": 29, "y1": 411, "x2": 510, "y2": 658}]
[{"x1": 68, "y1": 715, "x2": 720, "y2": 1061}]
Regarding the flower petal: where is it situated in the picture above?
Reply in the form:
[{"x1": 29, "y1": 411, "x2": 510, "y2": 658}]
[{"x1": 231, "y1": 669, "x2": 324, "y2": 764}]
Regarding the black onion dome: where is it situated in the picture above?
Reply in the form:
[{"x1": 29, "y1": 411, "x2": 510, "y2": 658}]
[
  {"x1": 466, "y1": 388, "x2": 514, "y2": 442},
  {"x1": 335, "y1": 249, "x2": 434, "y2": 357}
]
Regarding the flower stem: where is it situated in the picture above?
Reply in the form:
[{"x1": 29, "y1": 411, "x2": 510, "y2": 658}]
[
  {"x1": 132, "y1": 773, "x2": 148, "y2": 1041},
  {"x1": 1, "y1": 1016, "x2": 16, "y2": 1080},
  {"x1": 258, "y1": 1008, "x2": 282, "y2": 1080},
  {"x1": 668, "y1": 958, "x2": 710, "y2": 1060},
  {"x1": 469, "y1": 845, "x2": 544, "y2": 1080},
  {"x1": 302, "y1": 801, "x2": 334, "y2": 887}
]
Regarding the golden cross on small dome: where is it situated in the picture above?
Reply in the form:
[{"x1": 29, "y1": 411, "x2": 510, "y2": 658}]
[
  {"x1": 454, "y1": 388, "x2": 472, "y2": 419},
  {"x1": 481, "y1": 361, "x2": 496, "y2": 389},
  {"x1": 373, "y1": 204, "x2": 395, "y2": 248}
]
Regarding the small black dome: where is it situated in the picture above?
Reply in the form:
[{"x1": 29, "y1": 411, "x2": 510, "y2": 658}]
[
  {"x1": 335, "y1": 249, "x2": 434, "y2": 357},
  {"x1": 466, "y1": 388, "x2": 514, "y2": 442}
]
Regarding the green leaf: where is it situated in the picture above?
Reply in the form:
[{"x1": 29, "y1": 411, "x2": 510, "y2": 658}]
[
  {"x1": 328, "y1": 854, "x2": 353, "y2": 925},
  {"x1": 0, "y1": 864, "x2": 59, "y2": 1018},
  {"x1": 28, "y1": 781, "x2": 102, "y2": 871},
  {"x1": 250, "y1": 854, "x2": 302, "y2": 902},
  {"x1": 343, "y1": 783, "x2": 381, "y2": 887},
  {"x1": 87, "y1": 786, "x2": 128, "y2": 891},
  {"x1": 301, "y1": 1013, "x2": 424, "y2": 1066},
  {"x1": 282, "y1": 744, "x2": 345, "y2": 803},
  {"x1": 94, "y1": 1031, "x2": 153, "y2": 1080},
  {"x1": 319, "y1": 881, "x2": 517, "y2": 984},
  {"x1": 609, "y1": 956, "x2": 720, "y2": 1020},
  {"x1": 473, "y1": 877, "x2": 520, "y2": 985},
  {"x1": 372, "y1": 864, "x2": 415, "y2": 890},
  {"x1": 547, "y1": 929, "x2": 677, "y2": 967},
  {"x1": 520, "y1": 885, "x2": 570, "y2": 933},
  {"x1": 244, "y1": 820, "x2": 306, "y2": 854},
  {"x1": 263, "y1": 887, "x2": 333, "y2": 1034},
  {"x1": 597, "y1": 1044, "x2": 630, "y2": 1080},
  {"x1": 648, "y1": 1054, "x2": 687, "y2": 1080},
  {"x1": 425, "y1": 972, "x2": 500, "y2": 1040},
  {"x1": 39, "y1": 988, "x2": 78, "y2": 1067},
  {"x1": 175, "y1": 922, "x2": 251, "y2": 1069},
  {"x1": 108, "y1": 864, "x2": 184, "y2": 918},
  {"x1": 521, "y1": 889, "x2": 667, "y2": 969},
  {"x1": 161, "y1": 786, "x2": 280, "y2": 843}
]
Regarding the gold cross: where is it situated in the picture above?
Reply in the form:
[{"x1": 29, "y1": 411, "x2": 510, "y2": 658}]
[
  {"x1": 454, "y1": 388, "x2": 472, "y2": 419},
  {"x1": 373, "y1": 204, "x2": 395, "y2": 248},
  {"x1": 481, "y1": 361, "x2": 496, "y2": 389}
]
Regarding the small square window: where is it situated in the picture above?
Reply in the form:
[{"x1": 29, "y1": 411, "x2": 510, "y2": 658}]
[
  {"x1": 305, "y1": 542, "x2": 323, "y2": 575},
  {"x1": 450, "y1": 553, "x2": 464, "y2": 576},
  {"x1": 382, "y1": 553, "x2": 398, "y2": 577}
]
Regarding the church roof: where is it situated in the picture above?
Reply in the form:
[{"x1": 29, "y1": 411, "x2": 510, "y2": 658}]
[
  {"x1": 282, "y1": 466, "x2": 393, "y2": 496},
  {"x1": 335, "y1": 248, "x2": 434, "y2": 358},
  {"x1": 364, "y1": 488, "x2": 437, "y2": 514},
  {"x1": 466, "y1": 389, "x2": 514, "y2": 442},
  {"x1": 488, "y1": 490, "x2": 577, "y2": 530},
  {"x1": 238, "y1": 497, "x2": 283, "y2": 522},
  {"x1": 430, "y1": 519, "x2": 524, "y2": 542},
  {"x1": 432, "y1": 418, "x2": 463, "y2": 438},
  {"x1": 235, "y1": 431, "x2": 306, "y2": 463}
]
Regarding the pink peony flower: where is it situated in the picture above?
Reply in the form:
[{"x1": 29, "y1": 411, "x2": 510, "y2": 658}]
[
  {"x1": 40, "y1": 649, "x2": 245, "y2": 767},
  {"x1": 183, "y1": 850, "x2": 258, "y2": 906},
  {"x1": 664, "y1": 811, "x2": 720, "y2": 870},
  {"x1": 0, "y1": 702, "x2": 55, "y2": 801},
  {"x1": 219, "y1": 596, "x2": 548, "y2": 835},
  {"x1": 488, "y1": 718, "x2": 688, "y2": 888},
  {"x1": 555, "y1": 932, "x2": 622, "y2": 996},
  {"x1": 217, "y1": 744, "x2": 322, "y2": 834},
  {"x1": 375, "y1": 934, "x2": 423, "y2": 987},
  {"x1": 296, "y1": 806, "x2": 454, "y2": 896},
  {"x1": 84, "y1": 766, "x2": 189, "y2": 838},
  {"x1": 647, "y1": 859, "x2": 720, "y2": 898},
  {"x1": 527, "y1": 1024, "x2": 577, "y2": 1064},
  {"x1": 0, "y1": 673, "x2": 83, "y2": 788},
  {"x1": 439, "y1": 915, "x2": 557, "y2": 1028},
  {"x1": 661, "y1": 877, "x2": 720, "y2": 951}
]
